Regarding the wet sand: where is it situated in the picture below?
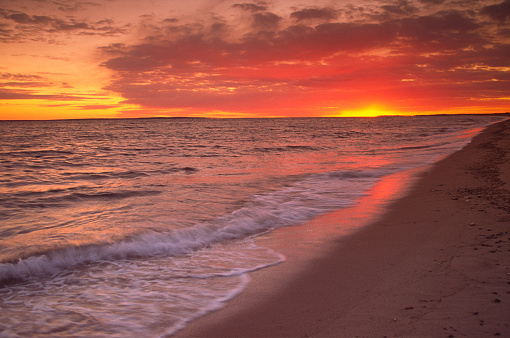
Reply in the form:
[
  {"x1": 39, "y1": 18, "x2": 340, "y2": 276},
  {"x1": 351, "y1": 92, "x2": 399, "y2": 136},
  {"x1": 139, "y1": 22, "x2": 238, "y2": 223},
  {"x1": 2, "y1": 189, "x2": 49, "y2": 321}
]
[{"x1": 177, "y1": 118, "x2": 510, "y2": 337}]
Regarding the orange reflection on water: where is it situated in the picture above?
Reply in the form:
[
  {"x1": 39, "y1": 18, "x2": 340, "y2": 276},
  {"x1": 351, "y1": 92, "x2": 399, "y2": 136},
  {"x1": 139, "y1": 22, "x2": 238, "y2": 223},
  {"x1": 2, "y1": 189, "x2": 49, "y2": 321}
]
[{"x1": 255, "y1": 166, "x2": 424, "y2": 264}]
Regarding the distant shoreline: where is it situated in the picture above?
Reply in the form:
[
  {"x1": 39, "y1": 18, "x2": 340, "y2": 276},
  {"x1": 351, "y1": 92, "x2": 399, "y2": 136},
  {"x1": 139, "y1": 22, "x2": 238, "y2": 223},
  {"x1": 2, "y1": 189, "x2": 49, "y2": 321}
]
[{"x1": 1, "y1": 112, "x2": 509, "y2": 122}]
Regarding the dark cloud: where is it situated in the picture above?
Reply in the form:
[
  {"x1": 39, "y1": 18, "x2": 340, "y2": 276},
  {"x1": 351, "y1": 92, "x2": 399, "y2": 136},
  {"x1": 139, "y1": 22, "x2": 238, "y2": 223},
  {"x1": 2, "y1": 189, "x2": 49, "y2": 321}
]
[
  {"x1": 418, "y1": 0, "x2": 445, "y2": 4},
  {"x1": 211, "y1": 21, "x2": 228, "y2": 35},
  {"x1": 1, "y1": 73, "x2": 46, "y2": 81},
  {"x1": 49, "y1": 20, "x2": 91, "y2": 31},
  {"x1": 102, "y1": 53, "x2": 168, "y2": 72},
  {"x1": 232, "y1": 2, "x2": 268, "y2": 12},
  {"x1": 0, "y1": 72, "x2": 50, "y2": 88},
  {"x1": 0, "y1": 22, "x2": 12, "y2": 35},
  {"x1": 99, "y1": 43, "x2": 128, "y2": 55},
  {"x1": 53, "y1": 1, "x2": 101, "y2": 13},
  {"x1": 102, "y1": 18, "x2": 400, "y2": 75},
  {"x1": 252, "y1": 12, "x2": 282, "y2": 30},
  {"x1": 0, "y1": 81, "x2": 49, "y2": 87},
  {"x1": 290, "y1": 7, "x2": 339, "y2": 22},
  {"x1": 0, "y1": 9, "x2": 130, "y2": 42},
  {"x1": 481, "y1": 0, "x2": 510, "y2": 22},
  {"x1": 4, "y1": 12, "x2": 53, "y2": 24},
  {"x1": 0, "y1": 88, "x2": 88, "y2": 100},
  {"x1": 160, "y1": 22, "x2": 207, "y2": 37},
  {"x1": 393, "y1": 10, "x2": 484, "y2": 52},
  {"x1": 381, "y1": 0, "x2": 418, "y2": 16},
  {"x1": 163, "y1": 18, "x2": 178, "y2": 24},
  {"x1": 312, "y1": 22, "x2": 398, "y2": 51},
  {"x1": 100, "y1": 9, "x2": 490, "y2": 73}
]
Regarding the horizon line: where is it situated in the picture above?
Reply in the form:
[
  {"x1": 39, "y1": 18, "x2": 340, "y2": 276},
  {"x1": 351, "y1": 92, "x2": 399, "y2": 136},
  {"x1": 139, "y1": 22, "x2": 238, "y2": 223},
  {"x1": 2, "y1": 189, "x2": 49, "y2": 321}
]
[{"x1": 1, "y1": 112, "x2": 509, "y2": 122}]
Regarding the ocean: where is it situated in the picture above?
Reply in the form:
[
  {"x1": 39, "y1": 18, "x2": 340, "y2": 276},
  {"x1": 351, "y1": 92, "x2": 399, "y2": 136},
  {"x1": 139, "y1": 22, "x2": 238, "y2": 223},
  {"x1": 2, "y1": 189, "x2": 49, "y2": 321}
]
[{"x1": 0, "y1": 115, "x2": 503, "y2": 336}]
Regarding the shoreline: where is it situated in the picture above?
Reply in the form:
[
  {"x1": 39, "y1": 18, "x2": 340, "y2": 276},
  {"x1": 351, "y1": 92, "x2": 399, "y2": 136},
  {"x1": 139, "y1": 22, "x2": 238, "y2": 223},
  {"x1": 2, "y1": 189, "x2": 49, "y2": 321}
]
[{"x1": 177, "y1": 119, "x2": 510, "y2": 337}]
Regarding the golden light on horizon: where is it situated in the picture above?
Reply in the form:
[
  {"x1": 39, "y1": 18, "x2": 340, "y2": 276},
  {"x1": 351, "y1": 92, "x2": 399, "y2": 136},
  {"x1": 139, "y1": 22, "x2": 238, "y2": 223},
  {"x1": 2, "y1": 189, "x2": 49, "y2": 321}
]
[{"x1": 332, "y1": 106, "x2": 402, "y2": 118}]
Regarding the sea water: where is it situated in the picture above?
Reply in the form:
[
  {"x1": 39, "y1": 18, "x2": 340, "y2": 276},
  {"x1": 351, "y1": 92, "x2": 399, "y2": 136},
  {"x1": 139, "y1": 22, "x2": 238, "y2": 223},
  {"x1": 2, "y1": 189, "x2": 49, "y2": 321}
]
[{"x1": 0, "y1": 115, "x2": 503, "y2": 336}]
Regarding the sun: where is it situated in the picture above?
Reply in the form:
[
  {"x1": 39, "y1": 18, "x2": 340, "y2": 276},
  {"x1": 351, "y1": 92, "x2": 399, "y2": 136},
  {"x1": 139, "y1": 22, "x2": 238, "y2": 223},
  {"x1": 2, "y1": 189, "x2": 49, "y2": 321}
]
[{"x1": 328, "y1": 105, "x2": 403, "y2": 118}]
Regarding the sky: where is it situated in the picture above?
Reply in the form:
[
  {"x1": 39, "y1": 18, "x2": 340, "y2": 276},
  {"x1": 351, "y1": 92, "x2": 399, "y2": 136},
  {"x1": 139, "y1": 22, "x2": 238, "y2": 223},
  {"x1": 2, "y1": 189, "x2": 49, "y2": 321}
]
[{"x1": 0, "y1": 0, "x2": 509, "y2": 119}]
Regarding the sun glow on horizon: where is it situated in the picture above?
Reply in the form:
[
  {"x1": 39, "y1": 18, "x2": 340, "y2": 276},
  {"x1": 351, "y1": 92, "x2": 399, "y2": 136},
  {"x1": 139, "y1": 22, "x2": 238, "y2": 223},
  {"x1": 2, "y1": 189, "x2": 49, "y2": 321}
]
[{"x1": 324, "y1": 105, "x2": 404, "y2": 118}]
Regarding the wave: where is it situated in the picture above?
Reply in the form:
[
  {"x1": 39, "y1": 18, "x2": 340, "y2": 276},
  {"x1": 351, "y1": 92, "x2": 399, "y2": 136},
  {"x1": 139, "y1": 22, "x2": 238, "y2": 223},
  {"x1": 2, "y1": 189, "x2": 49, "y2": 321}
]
[
  {"x1": 254, "y1": 145, "x2": 320, "y2": 152},
  {"x1": 0, "y1": 189, "x2": 163, "y2": 211},
  {"x1": 63, "y1": 170, "x2": 150, "y2": 180},
  {"x1": 0, "y1": 168, "x2": 387, "y2": 285},
  {"x1": 157, "y1": 166, "x2": 199, "y2": 174},
  {"x1": 0, "y1": 149, "x2": 75, "y2": 158},
  {"x1": 0, "y1": 222, "x2": 279, "y2": 284},
  {"x1": 334, "y1": 130, "x2": 371, "y2": 138},
  {"x1": 396, "y1": 143, "x2": 444, "y2": 151}
]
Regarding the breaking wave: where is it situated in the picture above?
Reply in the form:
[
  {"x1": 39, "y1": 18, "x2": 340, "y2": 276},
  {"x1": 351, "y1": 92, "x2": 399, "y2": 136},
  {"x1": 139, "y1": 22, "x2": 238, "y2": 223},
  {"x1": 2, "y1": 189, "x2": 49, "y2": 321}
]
[{"x1": 0, "y1": 168, "x2": 388, "y2": 284}]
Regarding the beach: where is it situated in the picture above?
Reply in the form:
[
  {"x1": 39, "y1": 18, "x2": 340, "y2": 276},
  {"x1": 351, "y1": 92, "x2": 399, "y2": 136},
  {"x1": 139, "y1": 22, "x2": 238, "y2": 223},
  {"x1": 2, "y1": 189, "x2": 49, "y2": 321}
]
[
  {"x1": 3, "y1": 116, "x2": 505, "y2": 336},
  {"x1": 177, "y1": 117, "x2": 510, "y2": 337}
]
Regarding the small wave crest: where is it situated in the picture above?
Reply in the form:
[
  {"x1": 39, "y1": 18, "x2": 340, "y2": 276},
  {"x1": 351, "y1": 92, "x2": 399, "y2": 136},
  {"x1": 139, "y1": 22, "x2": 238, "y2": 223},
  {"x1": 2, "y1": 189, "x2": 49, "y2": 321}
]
[
  {"x1": 254, "y1": 145, "x2": 320, "y2": 153},
  {"x1": 63, "y1": 170, "x2": 150, "y2": 180},
  {"x1": 1, "y1": 149, "x2": 75, "y2": 158},
  {"x1": 0, "y1": 189, "x2": 163, "y2": 211}
]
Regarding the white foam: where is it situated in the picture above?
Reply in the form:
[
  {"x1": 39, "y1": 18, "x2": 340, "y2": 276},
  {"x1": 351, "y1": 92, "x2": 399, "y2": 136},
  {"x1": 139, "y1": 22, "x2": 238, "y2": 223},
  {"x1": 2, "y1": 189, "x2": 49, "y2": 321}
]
[{"x1": 0, "y1": 240, "x2": 284, "y2": 337}]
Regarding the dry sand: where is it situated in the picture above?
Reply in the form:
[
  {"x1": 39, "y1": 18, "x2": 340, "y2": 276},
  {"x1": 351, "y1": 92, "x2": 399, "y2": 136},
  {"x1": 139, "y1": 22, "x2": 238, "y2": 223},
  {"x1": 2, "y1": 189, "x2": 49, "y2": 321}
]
[{"x1": 177, "y1": 118, "x2": 510, "y2": 337}]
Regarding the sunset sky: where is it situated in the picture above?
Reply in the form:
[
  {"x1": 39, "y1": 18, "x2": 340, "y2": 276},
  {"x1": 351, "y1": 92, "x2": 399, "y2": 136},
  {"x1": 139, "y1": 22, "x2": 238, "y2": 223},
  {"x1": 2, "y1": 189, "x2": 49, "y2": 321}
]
[{"x1": 0, "y1": 0, "x2": 509, "y2": 119}]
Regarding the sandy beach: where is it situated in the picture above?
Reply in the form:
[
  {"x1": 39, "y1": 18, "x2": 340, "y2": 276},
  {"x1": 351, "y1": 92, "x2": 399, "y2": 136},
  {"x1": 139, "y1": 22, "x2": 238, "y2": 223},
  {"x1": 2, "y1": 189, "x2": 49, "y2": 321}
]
[{"x1": 177, "y1": 118, "x2": 510, "y2": 337}]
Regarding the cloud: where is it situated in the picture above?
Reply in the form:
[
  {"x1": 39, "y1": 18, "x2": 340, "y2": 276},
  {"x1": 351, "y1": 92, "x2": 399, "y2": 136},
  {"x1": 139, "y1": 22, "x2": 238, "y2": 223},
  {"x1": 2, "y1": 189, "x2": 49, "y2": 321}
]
[
  {"x1": 163, "y1": 18, "x2": 179, "y2": 24},
  {"x1": 481, "y1": 0, "x2": 510, "y2": 22},
  {"x1": 3, "y1": 12, "x2": 53, "y2": 24},
  {"x1": 418, "y1": 0, "x2": 445, "y2": 4},
  {"x1": 0, "y1": 72, "x2": 106, "y2": 103},
  {"x1": 0, "y1": 88, "x2": 88, "y2": 101},
  {"x1": 381, "y1": 0, "x2": 418, "y2": 16},
  {"x1": 232, "y1": 2, "x2": 268, "y2": 12},
  {"x1": 97, "y1": 1, "x2": 509, "y2": 115},
  {"x1": 0, "y1": 81, "x2": 48, "y2": 87},
  {"x1": 1, "y1": 73, "x2": 46, "y2": 81},
  {"x1": 0, "y1": 72, "x2": 50, "y2": 88},
  {"x1": 252, "y1": 12, "x2": 282, "y2": 30},
  {"x1": 290, "y1": 7, "x2": 339, "y2": 22},
  {"x1": 101, "y1": 18, "x2": 401, "y2": 75},
  {"x1": 102, "y1": 7, "x2": 488, "y2": 74},
  {"x1": 53, "y1": 1, "x2": 101, "y2": 13},
  {"x1": 0, "y1": 8, "x2": 130, "y2": 42},
  {"x1": 78, "y1": 104, "x2": 117, "y2": 110},
  {"x1": 392, "y1": 10, "x2": 484, "y2": 52}
]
